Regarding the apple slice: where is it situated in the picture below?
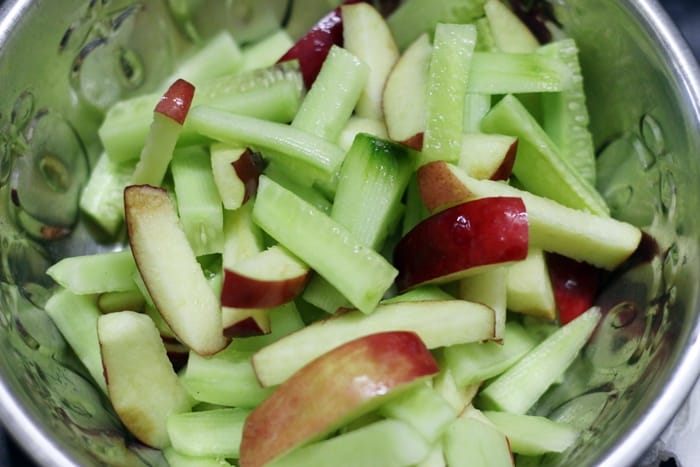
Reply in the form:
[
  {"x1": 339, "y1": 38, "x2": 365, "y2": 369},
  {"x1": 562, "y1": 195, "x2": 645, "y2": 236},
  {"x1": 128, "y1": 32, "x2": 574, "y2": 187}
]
[
  {"x1": 124, "y1": 185, "x2": 228, "y2": 355},
  {"x1": 240, "y1": 331, "x2": 439, "y2": 467},
  {"x1": 484, "y1": 0, "x2": 540, "y2": 53},
  {"x1": 97, "y1": 311, "x2": 192, "y2": 448},
  {"x1": 459, "y1": 267, "x2": 508, "y2": 340},
  {"x1": 506, "y1": 247, "x2": 557, "y2": 320},
  {"x1": 220, "y1": 245, "x2": 310, "y2": 309},
  {"x1": 382, "y1": 33, "x2": 431, "y2": 145},
  {"x1": 458, "y1": 133, "x2": 518, "y2": 181},
  {"x1": 253, "y1": 299, "x2": 495, "y2": 387},
  {"x1": 222, "y1": 307, "x2": 272, "y2": 338},
  {"x1": 342, "y1": 2, "x2": 399, "y2": 119},
  {"x1": 546, "y1": 252, "x2": 602, "y2": 325},
  {"x1": 210, "y1": 144, "x2": 265, "y2": 210},
  {"x1": 394, "y1": 197, "x2": 528, "y2": 292},
  {"x1": 131, "y1": 79, "x2": 195, "y2": 187},
  {"x1": 416, "y1": 161, "x2": 642, "y2": 270}
]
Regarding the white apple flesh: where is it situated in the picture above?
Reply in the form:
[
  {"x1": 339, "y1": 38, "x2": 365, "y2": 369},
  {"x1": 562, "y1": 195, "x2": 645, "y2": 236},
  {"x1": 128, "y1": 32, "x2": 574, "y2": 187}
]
[{"x1": 124, "y1": 184, "x2": 228, "y2": 355}]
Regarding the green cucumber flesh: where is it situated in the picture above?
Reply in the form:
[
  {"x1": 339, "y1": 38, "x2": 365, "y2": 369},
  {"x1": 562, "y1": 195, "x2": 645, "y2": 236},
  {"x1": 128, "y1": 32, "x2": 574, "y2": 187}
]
[
  {"x1": 291, "y1": 45, "x2": 368, "y2": 142},
  {"x1": 422, "y1": 23, "x2": 476, "y2": 166},
  {"x1": 480, "y1": 94, "x2": 609, "y2": 216},
  {"x1": 167, "y1": 408, "x2": 250, "y2": 458},
  {"x1": 268, "y1": 419, "x2": 430, "y2": 467},
  {"x1": 171, "y1": 146, "x2": 224, "y2": 256},
  {"x1": 252, "y1": 176, "x2": 397, "y2": 314},
  {"x1": 482, "y1": 410, "x2": 579, "y2": 455},
  {"x1": 468, "y1": 52, "x2": 573, "y2": 94},
  {"x1": 477, "y1": 307, "x2": 602, "y2": 414},
  {"x1": 442, "y1": 415, "x2": 514, "y2": 467},
  {"x1": 484, "y1": 0, "x2": 540, "y2": 53},
  {"x1": 163, "y1": 447, "x2": 232, "y2": 467},
  {"x1": 240, "y1": 29, "x2": 294, "y2": 72},
  {"x1": 46, "y1": 249, "x2": 138, "y2": 295}
]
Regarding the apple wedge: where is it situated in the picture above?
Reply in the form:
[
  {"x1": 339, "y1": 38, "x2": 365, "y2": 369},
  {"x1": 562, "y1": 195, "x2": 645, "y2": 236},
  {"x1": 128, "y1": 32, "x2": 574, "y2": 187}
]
[
  {"x1": 342, "y1": 2, "x2": 399, "y2": 119},
  {"x1": 458, "y1": 133, "x2": 518, "y2": 181},
  {"x1": 220, "y1": 245, "x2": 310, "y2": 309},
  {"x1": 240, "y1": 331, "x2": 439, "y2": 467},
  {"x1": 131, "y1": 79, "x2": 195, "y2": 186},
  {"x1": 394, "y1": 197, "x2": 528, "y2": 292},
  {"x1": 210, "y1": 144, "x2": 265, "y2": 210},
  {"x1": 382, "y1": 33, "x2": 431, "y2": 145},
  {"x1": 253, "y1": 299, "x2": 495, "y2": 387},
  {"x1": 124, "y1": 185, "x2": 228, "y2": 355},
  {"x1": 416, "y1": 161, "x2": 642, "y2": 270},
  {"x1": 97, "y1": 311, "x2": 192, "y2": 448}
]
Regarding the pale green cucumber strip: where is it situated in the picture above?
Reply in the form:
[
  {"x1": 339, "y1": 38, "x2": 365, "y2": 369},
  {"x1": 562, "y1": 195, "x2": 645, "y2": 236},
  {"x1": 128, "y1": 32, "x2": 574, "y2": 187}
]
[
  {"x1": 268, "y1": 419, "x2": 430, "y2": 467},
  {"x1": 445, "y1": 165, "x2": 641, "y2": 270},
  {"x1": 181, "y1": 347, "x2": 272, "y2": 408},
  {"x1": 171, "y1": 146, "x2": 224, "y2": 256},
  {"x1": 379, "y1": 383, "x2": 456, "y2": 443},
  {"x1": 252, "y1": 176, "x2": 396, "y2": 314},
  {"x1": 539, "y1": 38, "x2": 597, "y2": 185},
  {"x1": 478, "y1": 307, "x2": 602, "y2": 414},
  {"x1": 44, "y1": 289, "x2": 106, "y2": 392},
  {"x1": 78, "y1": 152, "x2": 133, "y2": 236},
  {"x1": 442, "y1": 415, "x2": 513, "y2": 467},
  {"x1": 480, "y1": 94, "x2": 609, "y2": 216},
  {"x1": 253, "y1": 299, "x2": 494, "y2": 387},
  {"x1": 422, "y1": 23, "x2": 476, "y2": 166},
  {"x1": 263, "y1": 162, "x2": 332, "y2": 214},
  {"x1": 167, "y1": 408, "x2": 250, "y2": 458},
  {"x1": 292, "y1": 45, "x2": 368, "y2": 142},
  {"x1": 483, "y1": 411, "x2": 579, "y2": 455},
  {"x1": 47, "y1": 249, "x2": 138, "y2": 295},
  {"x1": 163, "y1": 447, "x2": 233, "y2": 467},
  {"x1": 463, "y1": 93, "x2": 491, "y2": 133},
  {"x1": 162, "y1": 31, "x2": 242, "y2": 89},
  {"x1": 381, "y1": 285, "x2": 454, "y2": 304},
  {"x1": 387, "y1": 0, "x2": 486, "y2": 50},
  {"x1": 444, "y1": 320, "x2": 536, "y2": 387},
  {"x1": 189, "y1": 108, "x2": 345, "y2": 182},
  {"x1": 474, "y1": 16, "x2": 496, "y2": 52},
  {"x1": 468, "y1": 52, "x2": 572, "y2": 94},
  {"x1": 302, "y1": 133, "x2": 415, "y2": 312},
  {"x1": 240, "y1": 29, "x2": 293, "y2": 72},
  {"x1": 97, "y1": 289, "x2": 145, "y2": 314},
  {"x1": 100, "y1": 62, "x2": 303, "y2": 163},
  {"x1": 402, "y1": 174, "x2": 430, "y2": 235}
]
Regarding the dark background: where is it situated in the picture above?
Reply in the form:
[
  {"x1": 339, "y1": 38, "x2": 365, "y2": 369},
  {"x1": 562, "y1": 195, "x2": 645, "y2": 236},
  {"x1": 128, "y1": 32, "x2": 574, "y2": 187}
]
[{"x1": 0, "y1": 0, "x2": 699, "y2": 466}]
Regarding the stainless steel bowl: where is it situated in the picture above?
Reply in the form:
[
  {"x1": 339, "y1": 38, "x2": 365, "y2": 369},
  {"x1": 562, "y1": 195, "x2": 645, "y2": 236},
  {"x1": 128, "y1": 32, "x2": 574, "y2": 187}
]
[{"x1": 0, "y1": 0, "x2": 699, "y2": 465}]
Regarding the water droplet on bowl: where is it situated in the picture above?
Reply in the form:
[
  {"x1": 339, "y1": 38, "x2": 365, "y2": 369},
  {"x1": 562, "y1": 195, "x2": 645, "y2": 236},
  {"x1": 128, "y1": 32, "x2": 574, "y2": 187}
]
[
  {"x1": 38, "y1": 154, "x2": 71, "y2": 193},
  {"x1": 640, "y1": 114, "x2": 665, "y2": 157}
]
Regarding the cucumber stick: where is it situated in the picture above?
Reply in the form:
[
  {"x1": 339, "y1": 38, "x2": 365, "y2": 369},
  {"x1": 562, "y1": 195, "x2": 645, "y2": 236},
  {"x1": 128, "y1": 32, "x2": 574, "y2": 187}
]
[
  {"x1": 482, "y1": 411, "x2": 579, "y2": 455},
  {"x1": 252, "y1": 176, "x2": 397, "y2": 314},
  {"x1": 422, "y1": 23, "x2": 476, "y2": 166},
  {"x1": 292, "y1": 45, "x2": 368, "y2": 142},
  {"x1": 539, "y1": 38, "x2": 597, "y2": 185},
  {"x1": 167, "y1": 408, "x2": 250, "y2": 458},
  {"x1": 303, "y1": 134, "x2": 415, "y2": 312},
  {"x1": 481, "y1": 94, "x2": 609, "y2": 216},
  {"x1": 478, "y1": 307, "x2": 602, "y2": 414},
  {"x1": 189, "y1": 107, "x2": 345, "y2": 184},
  {"x1": 268, "y1": 419, "x2": 430, "y2": 467},
  {"x1": 47, "y1": 249, "x2": 138, "y2": 295}
]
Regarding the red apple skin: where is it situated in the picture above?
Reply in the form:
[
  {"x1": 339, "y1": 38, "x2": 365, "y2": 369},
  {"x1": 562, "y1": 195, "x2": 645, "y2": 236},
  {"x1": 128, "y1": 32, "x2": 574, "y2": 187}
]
[
  {"x1": 223, "y1": 316, "x2": 266, "y2": 338},
  {"x1": 417, "y1": 160, "x2": 473, "y2": 213},
  {"x1": 546, "y1": 252, "x2": 602, "y2": 325},
  {"x1": 240, "y1": 331, "x2": 438, "y2": 467},
  {"x1": 155, "y1": 79, "x2": 195, "y2": 125},
  {"x1": 488, "y1": 139, "x2": 518, "y2": 181},
  {"x1": 278, "y1": 0, "x2": 363, "y2": 88},
  {"x1": 222, "y1": 308, "x2": 271, "y2": 338},
  {"x1": 220, "y1": 268, "x2": 310, "y2": 309},
  {"x1": 401, "y1": 132, "x2": 424, "y2": 151},
  {"x1": 232, "y1": 149, "x2": 265, "y2": 205},
  {"x1": 394, "y1": 197, "x2": 529, "y2": 292}
]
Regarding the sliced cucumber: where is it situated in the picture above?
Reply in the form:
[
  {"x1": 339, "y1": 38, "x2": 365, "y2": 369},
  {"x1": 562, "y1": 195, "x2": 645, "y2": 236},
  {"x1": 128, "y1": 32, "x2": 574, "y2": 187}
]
[
  {"x1": 167, "y1": 408, "x2": 251, "y2": 458},
  {"x1": 484, "y1": 0, "x2": 540, "y2": 53},
  {"x1": 46, "y1": 249, "x2": 138, "y2": 295},
  {"x1": 422, "y1": 23, "x2": 476, "y2": 165},
  {"x1": 442, "y1": 414, "x2": 513, "y2": 467},
  {"x1": 478, "y1": 307, "x2": 601, "y2": 414},
  {"x1": 252, "y1": 176, "x2": 397, "y2": 314},
  {"x1": 268, "y1": 419, "x2": 430, "y2": 467},
  {"x1": 468, "y1": 52, "x2": 572, "y2": 94},
  {"x1": 482, "y1": 411, "x2": 579, "y2": 455}
]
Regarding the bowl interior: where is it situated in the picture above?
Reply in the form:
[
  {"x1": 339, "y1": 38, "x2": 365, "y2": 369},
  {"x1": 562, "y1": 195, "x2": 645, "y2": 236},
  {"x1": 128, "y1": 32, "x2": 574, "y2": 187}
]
[{"x1": 0, "y1": 0, "x2": 699, "y2": 466}]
